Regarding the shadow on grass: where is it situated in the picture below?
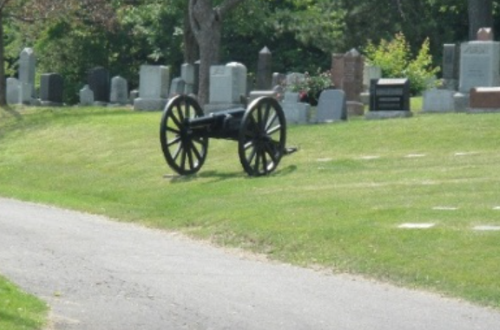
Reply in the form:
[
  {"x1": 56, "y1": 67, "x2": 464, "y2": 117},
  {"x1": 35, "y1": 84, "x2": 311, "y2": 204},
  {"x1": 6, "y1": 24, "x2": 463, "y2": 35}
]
[
  {"x1": 0, "y1": 105, "x2": 23, "y2": 120},
  {"x1": 164, "y1": 165, "x2": 298, "y2": 184}
]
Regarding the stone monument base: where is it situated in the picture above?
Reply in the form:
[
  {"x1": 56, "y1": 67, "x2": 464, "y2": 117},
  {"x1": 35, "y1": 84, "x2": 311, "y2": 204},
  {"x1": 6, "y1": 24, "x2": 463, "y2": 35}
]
[
  {"x1": 40, "y1": 101, "x2": 63, "y2": 107},
  {"x1": 134, "y1": 98, "x2": 167, "y2": 111},
  {"x1": 453, "y1": 93, "x2": 469, "y2": 112},
  {"x1": 365, "y1": 111, "x2": 413, "y2": 120},
  {"x1": 347, "y1": 101, "x2": 364, "y2": 116},
  {"x1": 467, "y1": 108, "x2": 500, "y2": 113}
]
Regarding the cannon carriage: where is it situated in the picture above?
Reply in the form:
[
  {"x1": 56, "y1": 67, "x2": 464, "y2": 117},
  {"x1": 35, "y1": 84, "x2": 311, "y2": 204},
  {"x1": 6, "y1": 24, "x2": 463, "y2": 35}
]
[{"x1": 159, "y1": 95, "x2": 296, "y2": 176}]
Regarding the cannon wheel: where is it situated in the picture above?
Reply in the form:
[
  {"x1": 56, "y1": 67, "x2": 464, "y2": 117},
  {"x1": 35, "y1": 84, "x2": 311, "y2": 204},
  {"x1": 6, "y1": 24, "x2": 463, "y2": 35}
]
[
  {"x1": 160, "y1": 95, "x2": 208, "y2": 175},
  {"x1": 238, "y1": 97, "x2": 286, "y2": 176}
]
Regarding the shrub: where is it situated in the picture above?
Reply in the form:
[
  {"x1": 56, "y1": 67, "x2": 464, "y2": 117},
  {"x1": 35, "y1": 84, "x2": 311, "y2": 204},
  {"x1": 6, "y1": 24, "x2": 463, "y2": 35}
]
[{"x1": 364, "y1": 33, "x2": 440, "y2": 95}]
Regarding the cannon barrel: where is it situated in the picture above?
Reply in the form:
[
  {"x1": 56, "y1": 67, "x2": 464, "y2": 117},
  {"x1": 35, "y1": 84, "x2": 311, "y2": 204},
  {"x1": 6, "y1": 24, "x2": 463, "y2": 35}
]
[{"x1": 187, "y1": 108, "x2": 246, "y2": 130}]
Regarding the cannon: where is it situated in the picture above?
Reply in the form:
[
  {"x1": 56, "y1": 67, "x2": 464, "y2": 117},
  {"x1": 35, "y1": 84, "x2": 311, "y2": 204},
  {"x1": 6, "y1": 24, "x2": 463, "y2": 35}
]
[{"x1": 159, "y1": 95, "x2": 296, "y2": 176}]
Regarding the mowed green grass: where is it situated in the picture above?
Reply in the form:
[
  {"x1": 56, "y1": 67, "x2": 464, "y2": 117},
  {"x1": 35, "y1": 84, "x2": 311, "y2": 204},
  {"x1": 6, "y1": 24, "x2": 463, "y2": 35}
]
[
  {"x1": 0, "y1": 275, "x2": 48, "y2": 330},
  {"x1": 1, "y1": 104, "x2": 500, "y2": 312}
]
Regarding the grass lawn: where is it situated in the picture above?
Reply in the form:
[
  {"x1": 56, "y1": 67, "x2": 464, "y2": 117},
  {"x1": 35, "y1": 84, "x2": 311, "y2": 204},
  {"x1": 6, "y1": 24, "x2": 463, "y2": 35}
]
[
  {"x1": 1, "y1": 99, "x2": 500, "y2": 324},
  {"x1": 0, "y1": 275, "x2": 48, "y2": 330}
]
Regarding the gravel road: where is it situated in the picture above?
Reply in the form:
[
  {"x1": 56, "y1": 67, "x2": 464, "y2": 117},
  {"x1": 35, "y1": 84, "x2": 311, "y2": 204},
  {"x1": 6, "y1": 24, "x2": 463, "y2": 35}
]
[{"x1": 1, "y1": 197, "x2": 499, "y2": 330}]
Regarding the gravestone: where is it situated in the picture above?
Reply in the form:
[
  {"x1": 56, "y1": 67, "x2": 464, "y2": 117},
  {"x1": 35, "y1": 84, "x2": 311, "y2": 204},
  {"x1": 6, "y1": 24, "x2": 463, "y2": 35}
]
[
  {"x1": 442, "y1": 44, "x2": 460, "y2": 90},
  {"x1": 110, "y1": 76, "x2": 128, "y2": 105},
  {"x1": 181, "y1": 63, "x2": 195, "y2": 94},
  {"x1": 134, "y1": 65, "x2": 170, "y2": 111},
  {"x1": 19, "y1": 48, "x2": 36, "y2": 98},
  {"x1": 361, "y1": 65, "x2": 382, "y2": 105},
  {"x1": 422, "y1": 89, "x2": 456, "y2": 112},
  {"x1": 366, "y1": 78, "x2": 412, "y2": 119},
  {"x1": 316, "y1": 89, "x2": 347, "y2": 123},
  {"x1": 281, "y1": 92, "x2": 310, "y2": 125},
  {"x1": 331, "y1": 49, "x2": 364, "y2": 115},
  {"x1": 206, "y1": 62, "x2": 247, "y2": 112},
  {"x1": 88, "y1": 67, "x2": 110, "y2": 104},
  {"x1": 256, "y1": 47, "x2": 272, "y2": 90},
  {"x1": 285, "y1": 72, "x2": 305, "y2": 90},
  {"x1": 272, "y1": 72, "x2": 286, "y2": 88},
  {"x1": 193, "y1": 60, "x2": 200, "y2": 95},
  {"x1": 79, "y1": 85, "x2": 94, "y2": 106},
  {"x1": 40, "y1": 73, "x2": 64, "y2": 105},
  {"x1": 129, "y1": 90, "x2": 139, "y2": 104},
  {"x1": 363, "y1": 66, "x2": 382, "y2": 91},
  {"x1": 169, "y1": 77, "x2": 185, "y2": 97},
  {"x1": 459, "y1": 40, "x2": 500, "y2": 93},
  {"x1": 469, "y1": 87, "x2": 500, "y2": 112},
  {"x1": 6, "y1": 78, "x2": 20, "y2": 105}
]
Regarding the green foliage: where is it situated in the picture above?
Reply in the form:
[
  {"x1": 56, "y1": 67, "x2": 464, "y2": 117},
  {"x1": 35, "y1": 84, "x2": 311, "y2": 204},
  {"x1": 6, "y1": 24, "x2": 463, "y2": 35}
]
[{"x1": 364, "y1": 33, "x2": 440, "y2": 95}]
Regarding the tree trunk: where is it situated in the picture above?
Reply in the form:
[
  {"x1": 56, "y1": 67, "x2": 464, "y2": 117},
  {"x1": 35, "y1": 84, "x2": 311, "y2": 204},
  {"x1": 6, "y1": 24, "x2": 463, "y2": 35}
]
[
  {"x1": 189, "y1": 0, "x2": 244, "y2": 108},
  {"x1": 0, "y1": 11, "x2": 6, "y2": 107},
  {"x1": 183, "y1": 9, "x2": 198, "y2": 64},
  {"x1": 468, "y1": 0, "x2": 493, "y2": 40}
]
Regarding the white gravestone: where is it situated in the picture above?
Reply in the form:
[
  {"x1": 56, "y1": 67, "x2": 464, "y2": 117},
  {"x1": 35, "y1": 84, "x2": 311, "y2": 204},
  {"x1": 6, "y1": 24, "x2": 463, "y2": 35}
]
[
  {"x1": 110, "y1": 76, "x2": 129, "y2": 105},
  {"x1": 181, "y1": 63, "x2": 195, "y2": 94},
  {"x1": 80, "y1": 85, "x2": 94, "y2": 106},
  {"x1": 134, "y1": 65, "x2": 170, "y2": 111},
  {"x1": 422, "y1": 89, "x2": 456, "y2": 112},
  {"x1": 206, "y1": 62, "x2": 247, "y2": 112},
  {"x1": 181, "y1": 63, "x2": 195, "y2": 84},
  {"x1": 19, "y1": 48, "x2": 36, "y2": 98},
  {"x1": 316, "y1": 89, "x2": 347, "y2": 123},
  {"x1": 6, "y1": 78, "x2": 20, "y2": 105},
  {"x1": 459, "y1": 41, "x2": 500, "y2": 93},
  {"x1": 281, "y1": 92, "x2": 310, "y2": 125}
]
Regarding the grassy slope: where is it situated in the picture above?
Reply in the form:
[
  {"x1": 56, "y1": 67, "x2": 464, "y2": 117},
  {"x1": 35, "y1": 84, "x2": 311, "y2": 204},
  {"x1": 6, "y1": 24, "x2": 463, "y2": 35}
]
[
  {"x1": 0, "y1": 104, "x2": 499, "y2": 312},
  {"x1": 0, "y1": 275, "x2": 48, "y2": 330}
]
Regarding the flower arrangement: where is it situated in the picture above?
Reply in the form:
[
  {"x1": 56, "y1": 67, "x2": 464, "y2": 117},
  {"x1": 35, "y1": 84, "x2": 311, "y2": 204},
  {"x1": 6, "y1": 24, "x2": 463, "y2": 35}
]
[{"x1": 288, "y1": 70, "x2": 334, "y2": 105}]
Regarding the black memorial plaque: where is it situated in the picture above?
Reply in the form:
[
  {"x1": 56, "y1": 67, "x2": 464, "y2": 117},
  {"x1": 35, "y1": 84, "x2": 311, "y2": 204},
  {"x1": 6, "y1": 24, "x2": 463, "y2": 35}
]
[{"x1": 370, "y1": 78, "x2": 410, "y2": 111}]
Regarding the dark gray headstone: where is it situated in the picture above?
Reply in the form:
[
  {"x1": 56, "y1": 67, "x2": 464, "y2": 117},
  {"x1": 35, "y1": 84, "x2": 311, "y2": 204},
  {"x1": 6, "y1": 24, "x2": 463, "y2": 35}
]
[
  {"x1": 88, "y1": 67, "x2": 110, "y2": 103},
  {"x1": 443, "y1": 44, "x2": 459, "y2": 80},
  {"x1": 193, "y1": 60, "x2": 200, "y2": 94},
  {"x1": 40, "y1": 73, "x2": 64, "y2": 104},
  {"x1": 257, "y1": 46, "x2": 272, "y2": 90},
  {"x1": 370, "y1": 79, "x2": 410, "y2": 111}
]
